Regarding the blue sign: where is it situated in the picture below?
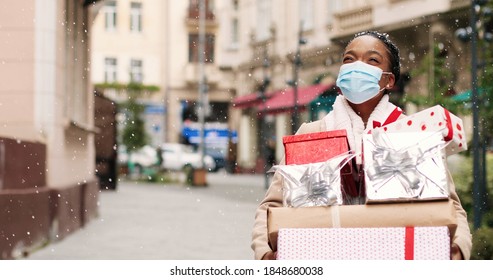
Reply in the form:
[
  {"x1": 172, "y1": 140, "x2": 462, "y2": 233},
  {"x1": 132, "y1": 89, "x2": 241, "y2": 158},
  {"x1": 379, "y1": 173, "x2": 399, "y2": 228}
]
[
  {"x1": 145, "y1": 105, "x2": 166, "y2": 114},
  {"x1": 182, "y1": 124, "x2": 237, "y2": 145}
]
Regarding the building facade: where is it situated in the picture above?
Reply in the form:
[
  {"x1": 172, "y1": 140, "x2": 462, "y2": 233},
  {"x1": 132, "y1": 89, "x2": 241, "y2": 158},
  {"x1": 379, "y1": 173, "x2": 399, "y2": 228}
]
[
  {"x1": 227, "y1": 0, "x2": 473, "y2": 171},
  {"x1": 0, "y1": 0, "x2": 101, "y2": 259},
  {"x1": 91, "y1": 0, "x2": 237, "y2": 161},
  {"x1": 91, "y1": 0, "x2": 474, "y2": 173}
]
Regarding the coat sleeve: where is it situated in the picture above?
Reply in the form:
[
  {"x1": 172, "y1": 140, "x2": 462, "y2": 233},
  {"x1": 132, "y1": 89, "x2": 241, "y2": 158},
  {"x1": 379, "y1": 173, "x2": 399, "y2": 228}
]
[
  {"x1": 251, "y1": 169, "x2": 284, "y2": 260},
  {"x1": 447, "y1": 170, "x2": 473, "y2": 259},
  {"x1": 251, "y1": 121, "x2": 323, "y2": 259}
]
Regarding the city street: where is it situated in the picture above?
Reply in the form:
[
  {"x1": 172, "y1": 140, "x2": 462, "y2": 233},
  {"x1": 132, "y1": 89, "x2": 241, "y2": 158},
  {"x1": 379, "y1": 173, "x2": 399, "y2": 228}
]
[{"x1": 24, "y1": 171, "x2": 268, "y2": 260}]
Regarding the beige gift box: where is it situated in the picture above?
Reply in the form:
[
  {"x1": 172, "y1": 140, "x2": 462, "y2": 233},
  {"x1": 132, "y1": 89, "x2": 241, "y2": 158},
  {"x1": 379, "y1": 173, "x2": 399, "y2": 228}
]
[{"x1": 267, "y1": 200, "x2": 457, "y2": 252}]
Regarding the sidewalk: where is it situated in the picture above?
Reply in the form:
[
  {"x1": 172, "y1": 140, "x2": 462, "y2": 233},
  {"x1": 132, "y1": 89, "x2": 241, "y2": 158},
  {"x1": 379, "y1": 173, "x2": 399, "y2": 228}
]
[{"x1": 24, "y1": 171, "x2": 267, "y2": 260}]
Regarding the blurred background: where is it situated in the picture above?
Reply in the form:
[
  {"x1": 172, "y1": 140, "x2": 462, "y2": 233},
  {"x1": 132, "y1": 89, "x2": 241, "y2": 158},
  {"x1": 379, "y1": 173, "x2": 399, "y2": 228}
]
[{"x1": 0, "y1": 0, "x2": 492, "y2": 260}]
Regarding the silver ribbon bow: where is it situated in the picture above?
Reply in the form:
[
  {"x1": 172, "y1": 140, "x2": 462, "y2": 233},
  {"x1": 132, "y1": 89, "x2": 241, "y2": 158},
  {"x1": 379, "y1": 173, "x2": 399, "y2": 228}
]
[
  {"x1": 367, "y1": 146, "x2": 423, "y2": 196},
  {"x1": 289, "y1": 162, "x2": 340, "y2": 207},
  {"x1": 271, "y1": 152, "x2": 356, "y2": 207}
]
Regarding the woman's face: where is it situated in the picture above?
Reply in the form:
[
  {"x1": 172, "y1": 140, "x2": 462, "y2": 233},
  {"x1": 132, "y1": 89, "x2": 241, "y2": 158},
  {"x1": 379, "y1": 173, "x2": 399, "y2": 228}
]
[{"x1": 342, "y1": 35, "x2": 395, "y2": 91}]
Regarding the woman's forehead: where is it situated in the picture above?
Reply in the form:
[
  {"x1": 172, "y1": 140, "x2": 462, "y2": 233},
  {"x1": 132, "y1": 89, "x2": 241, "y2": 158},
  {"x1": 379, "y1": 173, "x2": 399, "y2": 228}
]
[{"x1": 345, "y1": 35, "x2": 387, "y2": 54}]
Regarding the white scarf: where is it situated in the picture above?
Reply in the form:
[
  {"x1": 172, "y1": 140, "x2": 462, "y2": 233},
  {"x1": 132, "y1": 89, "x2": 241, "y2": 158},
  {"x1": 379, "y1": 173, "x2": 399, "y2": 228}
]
[{"x1": 322, "y1": 94, "x2": 401, "y2": 164}]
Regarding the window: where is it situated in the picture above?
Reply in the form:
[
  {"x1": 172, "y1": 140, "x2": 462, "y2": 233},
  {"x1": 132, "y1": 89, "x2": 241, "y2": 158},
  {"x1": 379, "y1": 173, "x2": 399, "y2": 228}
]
[
  {"x1": 104, "y1": 1, "x2": 117, "y2": 31},
  {"x1": 130, "y1": 2, "x2": 142, "y2": 32},
  {"x1": 181, "y1": 101, "x2": 228, "y2": 123},
  {"x1": 299, "y1": 0, "x2": 314, "y2": 30},
  {"x1": 256, "y1": 0, "x2": 271, "y2": 41},
  {"x1": 130, "y1": 59, "x2": 143, "y2": 83},
  {"x1": 231, "y1": 17, "x2": 239, "y2": 47},
  {"x1": 188, "y1": 0, "x2": 215, "y2": 20},
  {"x1": 188, "y1": 34, "x2": 215, "y2": 63},
  {"x1": 105, "y1": 57, "x2": 117, "y2": 83},
  {"x1": 229, "y1": 0, "x2": 239, "y2": 48}
]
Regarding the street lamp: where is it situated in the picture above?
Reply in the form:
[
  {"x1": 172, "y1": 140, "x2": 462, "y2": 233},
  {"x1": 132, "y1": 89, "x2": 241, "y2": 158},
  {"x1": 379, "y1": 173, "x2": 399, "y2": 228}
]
[
  {"x1": 196, "y1": 0, "x2": 208, "y2": 185},
  {"x1": 455, "y1": 0, "x2": 493, "y2": 229},
  {"x1": 289, "y1": 21, "x2": 307, "y2": 133},
  {"x1": 259, "y1": 48, "x2": 271, "y2": 189}
]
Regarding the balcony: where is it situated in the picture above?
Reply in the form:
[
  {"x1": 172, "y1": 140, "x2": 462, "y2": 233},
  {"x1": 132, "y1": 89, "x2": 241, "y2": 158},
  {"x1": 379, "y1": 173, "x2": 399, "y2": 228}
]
[
  {"x1": 185, "y1": 4, "x2": 217, "y2": 29},
  {"x1": 332, "y1": 6, "x2": 374, "y2": 38},
  {"x1": 187, "y1": 7, "x2": 215, "y2": 20},
  {"x1": 449, "y1": 0, "x2": 470, "y2": 9},
  {"x1": 185, "y1": 14, "x2": 217, "y2": 30}
]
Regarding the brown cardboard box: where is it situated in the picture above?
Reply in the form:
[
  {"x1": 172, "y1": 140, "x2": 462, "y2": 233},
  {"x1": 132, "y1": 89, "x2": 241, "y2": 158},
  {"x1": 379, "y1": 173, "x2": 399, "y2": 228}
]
[{"x1": 267, "y1": 200, "x2": 457, "y2": 251}]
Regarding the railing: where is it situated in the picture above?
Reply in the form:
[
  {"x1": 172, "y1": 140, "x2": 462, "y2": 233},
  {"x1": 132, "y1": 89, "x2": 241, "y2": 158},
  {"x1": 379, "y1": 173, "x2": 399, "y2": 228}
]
[
  {"x1": 333, "y1": 5, "x2": 373, "y2": 37},
  {"x1": 187, "y1": 7, "x2": 215, "y2": 20},
  {"x1": 184, "y1": 63, "x2": 220, "y2": 85}
]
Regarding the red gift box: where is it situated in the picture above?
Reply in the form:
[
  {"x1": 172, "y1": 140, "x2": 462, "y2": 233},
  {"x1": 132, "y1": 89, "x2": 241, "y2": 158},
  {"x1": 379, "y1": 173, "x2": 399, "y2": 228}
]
[
  {"x1": 276, "y1": 226, "x2": 450, "y2": 260},
  {"x1": 283, "y1": 130, "x2": 350, "y2": 165},
  {"x1": 283, "y1": 130, "x2": 357, "y2": 197}
]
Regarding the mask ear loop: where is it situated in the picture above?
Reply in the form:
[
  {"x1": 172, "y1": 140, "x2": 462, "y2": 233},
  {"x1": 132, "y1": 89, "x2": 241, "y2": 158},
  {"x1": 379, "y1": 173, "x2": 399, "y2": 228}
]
[{"x1": 380, "y1": 72, "x2": 394, "y2": 92}]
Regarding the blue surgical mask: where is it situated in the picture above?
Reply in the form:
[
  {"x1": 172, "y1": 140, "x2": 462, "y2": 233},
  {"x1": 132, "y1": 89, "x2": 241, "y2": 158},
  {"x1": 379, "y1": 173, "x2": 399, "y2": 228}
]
[{"x1": 336, "y1": 61, "x2": 388, "y2": 104}]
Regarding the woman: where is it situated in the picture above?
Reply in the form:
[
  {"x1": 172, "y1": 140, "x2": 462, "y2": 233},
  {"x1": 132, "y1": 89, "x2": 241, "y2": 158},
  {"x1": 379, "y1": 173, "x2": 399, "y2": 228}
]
[{"x1": 251, "y1": 31, "x2": 472, "y2": 260}]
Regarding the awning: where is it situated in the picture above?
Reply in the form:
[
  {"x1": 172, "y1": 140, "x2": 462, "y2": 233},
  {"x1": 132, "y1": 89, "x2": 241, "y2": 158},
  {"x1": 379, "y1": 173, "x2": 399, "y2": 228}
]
[
  {"x1": 258, "y1": 84, "x2": 335, "y2": 114},
  {"x1": 451, "y1": 88, "x2": 485, "y2": 102},
  {"x1": 232, "y1": 92, "x2": 268, "y2": 109}
]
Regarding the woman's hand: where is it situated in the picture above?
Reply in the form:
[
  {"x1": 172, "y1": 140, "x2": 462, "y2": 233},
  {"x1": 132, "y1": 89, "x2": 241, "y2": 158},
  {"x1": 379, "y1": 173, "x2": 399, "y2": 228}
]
[
  {"x1": 262, "y1": 251, "x2": 277, "y2": 260},
  {"x1": 450, "y1": 243, "x2": 464, "y2": 260}
]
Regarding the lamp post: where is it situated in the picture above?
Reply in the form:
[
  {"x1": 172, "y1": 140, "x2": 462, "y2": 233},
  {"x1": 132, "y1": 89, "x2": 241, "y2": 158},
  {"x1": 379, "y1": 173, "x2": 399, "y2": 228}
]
[
  {"x1": 196, "y1": 0, "x2": 208, "y2": 185},
  {"x1": 259, "y1": 48, "x2": 271, "y2": 189},
  {"x1": 470, "y1": 0, "x2": 482, "y2": 230},
  {"x1": 455, "y1": 0, "x2": 493, "y2": 229},
  {"x1": 290, "y1": 22, "x2": 307, "y2": 133}
]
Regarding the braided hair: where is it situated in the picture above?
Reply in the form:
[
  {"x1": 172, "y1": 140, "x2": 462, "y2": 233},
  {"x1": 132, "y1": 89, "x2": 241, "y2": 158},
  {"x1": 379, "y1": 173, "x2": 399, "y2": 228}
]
[{"x1": 349, "y1": 31, "x2": 401, "y2": 82}]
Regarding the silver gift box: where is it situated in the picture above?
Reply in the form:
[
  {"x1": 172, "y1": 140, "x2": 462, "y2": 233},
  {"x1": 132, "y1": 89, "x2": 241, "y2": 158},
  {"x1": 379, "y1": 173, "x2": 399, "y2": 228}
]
[
  {"x1": 270, "y1": 152, "x2": 355, "y2": 207},
  {"x1": 363, "y1": 130, "x2": 449, "y2": 203}
]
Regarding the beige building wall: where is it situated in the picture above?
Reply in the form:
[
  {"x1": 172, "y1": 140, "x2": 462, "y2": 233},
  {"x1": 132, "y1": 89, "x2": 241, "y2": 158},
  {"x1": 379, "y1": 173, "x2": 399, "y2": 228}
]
[
  {"x1": 91, "y1": 0, "x2": 164, "y2": 86},
  {"x1": 0, "y1": 1, "x2": 38, "y2": 141},
  {"x1": 0, "y1": 0, "x2": 97, "y2": 187},
  {"x1": 91, "y1": 0, "x2": 235, "y2": 146}
]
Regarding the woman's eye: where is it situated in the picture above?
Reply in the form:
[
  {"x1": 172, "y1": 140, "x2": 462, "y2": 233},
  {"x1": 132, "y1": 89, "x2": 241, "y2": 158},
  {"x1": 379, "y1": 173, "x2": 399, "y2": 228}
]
[
  {"x1": 368, "y1": 58, "x2": 380, "y2": 63},
  {"x1": 343, "y1": 57, "x2": 353, "y2": 62}
]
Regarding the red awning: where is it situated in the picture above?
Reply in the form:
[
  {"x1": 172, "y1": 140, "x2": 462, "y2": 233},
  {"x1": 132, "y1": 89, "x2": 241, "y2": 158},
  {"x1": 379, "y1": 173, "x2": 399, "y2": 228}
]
[
  {"x1": 258, "y1": 84, "x2": 334, "y2": 114},
  {"x1": 232, "y1": 92, "x2": 267, "y2": 109},
  {"x1": 232, "y1": 92, "x2": 259, "y2": 109}
]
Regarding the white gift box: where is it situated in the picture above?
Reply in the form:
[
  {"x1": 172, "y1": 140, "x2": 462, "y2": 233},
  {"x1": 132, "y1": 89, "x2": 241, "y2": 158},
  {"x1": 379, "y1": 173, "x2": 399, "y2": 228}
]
[
  {"x1": 276, "y1": 226, "x2": 450, "y2": 260},
  {"x1": 373, "y1": 105, "x2": 467, "y2": 156}
]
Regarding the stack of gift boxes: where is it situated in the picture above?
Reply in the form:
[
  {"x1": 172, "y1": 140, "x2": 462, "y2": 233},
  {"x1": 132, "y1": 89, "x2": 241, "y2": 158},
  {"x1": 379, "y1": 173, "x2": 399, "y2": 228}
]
[{"x1": 268, "y1": 105, "x2": 467, "y2": 260}]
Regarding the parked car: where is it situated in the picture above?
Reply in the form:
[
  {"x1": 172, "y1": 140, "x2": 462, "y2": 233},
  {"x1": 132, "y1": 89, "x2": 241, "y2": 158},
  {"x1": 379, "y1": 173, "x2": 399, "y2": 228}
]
[
  {"x1": 127, "y1": 145, "x2": 160, "y2": 174},
  {"x1": 160, "y1": 143, "x2": 216, "y2": 172},
  {"x1": 117, "y1": 145, "x2": 129, "y2": 166}
]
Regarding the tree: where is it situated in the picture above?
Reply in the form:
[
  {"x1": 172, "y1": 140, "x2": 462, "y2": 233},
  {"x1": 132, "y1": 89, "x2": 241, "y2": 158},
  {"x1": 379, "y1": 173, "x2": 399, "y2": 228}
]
[
  {"x1": 403, "y1": 42, "x2": 466, "y2": 115},
  {"x1": 120, "y1": 90, "x2": 149, "y2": 152},
  {"x1": 95, "y1": 81, "x2": 160, "y2": 152}
]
